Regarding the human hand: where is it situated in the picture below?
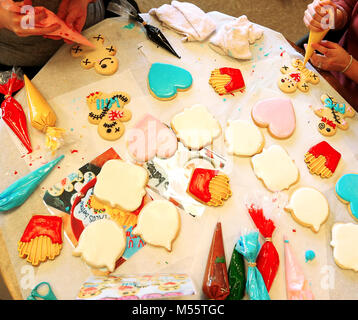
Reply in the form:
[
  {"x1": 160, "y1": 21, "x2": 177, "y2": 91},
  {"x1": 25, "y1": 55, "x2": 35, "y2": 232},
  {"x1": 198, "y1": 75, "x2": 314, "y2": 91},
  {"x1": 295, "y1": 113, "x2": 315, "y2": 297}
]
[
  {"x1": 305, "y1": 40, "x2": 351, "y2": 72},
  {"x1": 303, "y1": 0, "x2": 338, "y2": 32},
  {"x1": 0, "y1": 0, "x2": 60, "y2": 36}
]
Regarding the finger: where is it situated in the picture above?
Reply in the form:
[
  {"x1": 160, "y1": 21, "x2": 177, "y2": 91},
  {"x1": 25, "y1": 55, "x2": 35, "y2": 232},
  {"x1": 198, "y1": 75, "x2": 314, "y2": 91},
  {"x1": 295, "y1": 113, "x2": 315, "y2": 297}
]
[
  {"x1": 34, "y1": 8, "x2": 47, "y2": 23},
  {"x1": 311, "y1": 42, "x2": 331, "y2": 56},
  {"x1": 319, "y1": 40, "x2": 339, "y2": 49},
  {"x1": 308, "y1": 3, "x2": 327, "y2": 19},
  {"x1": 20, "y1": 23, "x2": 61, "y2": 36},
  {"x1": 74, "y1": 16, "x2": 86, "y2": 33},
  {"x1": 64, "y1": 10, "x2": 79, "y2": 29},
  {"x1": 57, "y1": 0, "x2": 70, "y2": 20},
  {"x1": 310, "y1": 52, "x2": 327, "y2": 69},
  {"x1": 304, "y1": 14, "x2": 325, "y2": 32}
]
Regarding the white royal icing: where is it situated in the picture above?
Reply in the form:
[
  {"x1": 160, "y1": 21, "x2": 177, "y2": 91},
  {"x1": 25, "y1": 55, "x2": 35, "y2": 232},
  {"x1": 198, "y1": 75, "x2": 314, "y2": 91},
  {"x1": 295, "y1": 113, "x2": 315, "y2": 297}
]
[
  {"x1": 225, "y1": 119, "x2": 264, "y2": 156},
  {"x1": 93, "y1": 159, "x2": 148, "y2": 211},
  {"x1": 331, "y1": 223, "x2": 358, "y2": 272},
  {"x1": 171, "y1": 104, "x2": 221, "y2": 150},
  {"x1": 251, "y1": 145, "x2": 299, "y2": 192},
  {"x1": 132, "y1": 200, "x2": 180, "y2": 251},
  {"x1": 286, "y1": 187, "x2": 329, "y2": 232}
]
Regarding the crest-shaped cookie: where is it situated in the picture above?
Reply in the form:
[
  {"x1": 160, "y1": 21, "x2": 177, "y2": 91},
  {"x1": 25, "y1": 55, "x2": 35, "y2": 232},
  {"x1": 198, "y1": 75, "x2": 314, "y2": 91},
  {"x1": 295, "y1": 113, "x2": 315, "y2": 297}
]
[{"x1": 71, "y1": 34, "x2": 118, "y2": 75}]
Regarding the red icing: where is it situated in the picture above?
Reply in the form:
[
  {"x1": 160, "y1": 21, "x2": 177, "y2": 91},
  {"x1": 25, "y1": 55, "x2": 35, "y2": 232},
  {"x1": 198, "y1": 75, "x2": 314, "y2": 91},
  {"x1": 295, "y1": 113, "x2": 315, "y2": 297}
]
[
  {"x1": 308, "y1": 141, "x2": 341, "y2": 173},
  {"x1": 219, "y1": 68, "x2": 245, "y2": 94},
  {"x1": 322, "y1": 117, "x2": 337, "y2": 129},
  {"x1": 188, "y1": 168, "x2": 219, "y2": 203},
  {"x1": 289, "y1": 72, "x2": 301, "y2": 82},
  {"x1": 20, "y1": 215, "x2": 63, "y2": 244}
]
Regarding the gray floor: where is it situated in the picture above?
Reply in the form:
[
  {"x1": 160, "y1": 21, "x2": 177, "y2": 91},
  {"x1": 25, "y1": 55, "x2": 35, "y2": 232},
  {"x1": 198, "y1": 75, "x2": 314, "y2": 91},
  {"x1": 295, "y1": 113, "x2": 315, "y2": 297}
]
[{"x1": 0, "y1": 0, "x2": 312, "y2": 300}]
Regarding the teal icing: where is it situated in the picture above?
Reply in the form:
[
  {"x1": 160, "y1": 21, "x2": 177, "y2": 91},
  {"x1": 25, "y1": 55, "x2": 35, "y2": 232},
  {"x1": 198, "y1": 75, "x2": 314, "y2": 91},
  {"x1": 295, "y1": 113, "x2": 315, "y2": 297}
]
[
  {"x1": 335, "y1": 173, "x2": 358, "y2": 220},
  {"x1": 0, "y1": 155, "x2": 64, "y2": 212},
  {"x1": 305, "y1": 250, "x2": 316, "y2": 263},
  {"x1": 148, "y1": 63, "x2": 192, "y2": 99}
]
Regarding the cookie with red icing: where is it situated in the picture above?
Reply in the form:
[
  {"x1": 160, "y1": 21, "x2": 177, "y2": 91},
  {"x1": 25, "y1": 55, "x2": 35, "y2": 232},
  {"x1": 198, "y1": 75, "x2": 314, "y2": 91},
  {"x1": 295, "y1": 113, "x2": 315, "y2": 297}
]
[
  {"x1": 304, "y1": 141, "x2": 341, "y2": 178},
  {"x1": 187, "y1": 168, "x2": 231, "y2": 206},
  {"x1": 18, "y1": 215, "x2": 63, "y2": 266},
  {"x1": 209, "y1": 67, "x2": 245, "y2": 95}
]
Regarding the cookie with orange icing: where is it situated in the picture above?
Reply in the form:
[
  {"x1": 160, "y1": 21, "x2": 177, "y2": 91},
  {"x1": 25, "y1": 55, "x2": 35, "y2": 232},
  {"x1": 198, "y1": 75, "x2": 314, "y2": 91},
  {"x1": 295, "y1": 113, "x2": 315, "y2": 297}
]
[
  {"x1": 304, "y1": 141, "x2": 341, "y2": 178},
  {"x1": 18, "y1": 215, "x2": 63, "y2": 266},
  {"x1": 187, "y1": 168, "x2": 231, "y2": 206},
  {"x1": 209, "y1": 67, "x2": 245, "y2": 95}
]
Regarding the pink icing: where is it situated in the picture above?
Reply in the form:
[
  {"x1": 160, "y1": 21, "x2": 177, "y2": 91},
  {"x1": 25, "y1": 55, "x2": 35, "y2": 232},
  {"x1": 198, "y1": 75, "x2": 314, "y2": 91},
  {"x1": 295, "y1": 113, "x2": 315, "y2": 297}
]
[
  {"x1": 127, "y1": 114, "x2": 178, "y2": 162},
  {"x1": 252, "y1": 98, "x2": 296, "y2": 139}
]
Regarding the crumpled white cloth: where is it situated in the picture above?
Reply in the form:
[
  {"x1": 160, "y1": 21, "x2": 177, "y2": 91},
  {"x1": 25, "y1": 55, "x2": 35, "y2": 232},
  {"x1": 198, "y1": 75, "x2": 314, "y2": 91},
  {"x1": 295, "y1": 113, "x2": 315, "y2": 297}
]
[
  {"x1": 149, "y1": 1, "x2": 216, "y2": 42},
  {"x1": 209, "y1": 15, "x2": 264, "y2": 60}
]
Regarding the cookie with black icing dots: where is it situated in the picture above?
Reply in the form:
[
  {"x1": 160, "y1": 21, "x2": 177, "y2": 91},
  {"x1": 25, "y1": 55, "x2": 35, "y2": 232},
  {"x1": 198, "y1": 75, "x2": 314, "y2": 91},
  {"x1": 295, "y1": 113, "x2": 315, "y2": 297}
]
[
  {"x1": 86, "y1": 91, "x2": 131, "y2": 140},
  {"x1": 71, "y1": 34, "x2": 118, "y2": 75}
]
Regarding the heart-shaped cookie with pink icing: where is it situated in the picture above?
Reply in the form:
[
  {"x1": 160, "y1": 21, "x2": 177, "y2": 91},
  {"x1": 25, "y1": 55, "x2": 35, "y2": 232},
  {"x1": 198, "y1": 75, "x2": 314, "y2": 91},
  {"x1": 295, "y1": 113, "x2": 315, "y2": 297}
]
[
  {"x1": 126, "y1": 114, "x2": 178, "y2": 162},
  {"x1": 251, "y1": 97, "x2": 296, "y2": 139}
]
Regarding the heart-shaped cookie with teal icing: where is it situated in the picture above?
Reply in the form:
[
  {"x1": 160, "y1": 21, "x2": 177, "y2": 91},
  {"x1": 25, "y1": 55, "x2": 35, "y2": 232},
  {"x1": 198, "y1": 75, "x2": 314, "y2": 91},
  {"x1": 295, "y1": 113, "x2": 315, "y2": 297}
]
[{"x1": 148, "y1": 63, "x2": 193, "y2": 100}]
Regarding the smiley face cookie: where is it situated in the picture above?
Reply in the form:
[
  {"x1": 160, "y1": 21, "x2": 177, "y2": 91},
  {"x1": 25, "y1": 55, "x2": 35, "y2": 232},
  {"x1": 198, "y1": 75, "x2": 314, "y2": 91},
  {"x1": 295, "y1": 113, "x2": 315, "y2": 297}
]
[
  {"x1": 313, "y1": 94, "x2": 355, "y2": 137},
  {"x1": 86, "y1": 91, "x2": 131, "y2": 141},
  {"x1": 71, "y1": 34, "x2": 118, "y2": 75},
  {"x1": 278, "y1": 59, "x2": 319, "y2": 93}
]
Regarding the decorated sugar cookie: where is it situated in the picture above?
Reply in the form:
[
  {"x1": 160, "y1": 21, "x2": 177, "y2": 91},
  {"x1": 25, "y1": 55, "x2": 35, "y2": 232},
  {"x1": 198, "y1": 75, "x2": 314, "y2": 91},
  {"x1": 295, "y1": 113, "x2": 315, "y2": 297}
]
[
  {"x1": 304, "y1": 141, "x2": 341, "y2": 178},
  {"x1": 71, "y1": 34, "x2": 118, "y2": 75},
  {"x1": 225, "y1": 119, "x2": 264, "y2": 157},
  {"x1": 313, "y1": 94, "x2": 355, "y2": 137},
  {"x1": 73, "y1": 219, "x2": 126, "y2": 272},
  {"x1": 187, "y1": 168, "x2": 232, "y2": 206},
  {"x1": 93, "y1": 159, "x2": 148, "y2": 212},
  {"x1": 209, "y1": 67, "x2": 245, "y2": 95},
  {"x1": 132, "y1": 200, "x2": 180, "y2": 252},
  {"x1": 278, "y1": 59, "x2": 319, "y2": 93},
  {"x1": 126, "y1": 114, "x2": 178, "y2": 162},
  {"x1": 18, "y1": 215, "x2": 63, "y2": 266},
  {"x1": 251, "y1": 97, "x2": 296, "y2": 139},
  {"x1": 86, "y1": 91, "x2": 131, "y2": 141},
  {"x1": 148, "y1": 63, "x2": 193, "y2": 100},
  {"x1": 331, "y1": 223, "x2": 358, "y2": 272},
  {"x1": 171, "y1": 104, "x2": 221, "y2": 150},
  {"x1": 335, "y1": 174, "x2": 358, "y2": 221},
  {"x1": 285, "y1": 187, "x2": 329, "y2": 233},
  {"x1": 251, "y1": 145, "x2": 299, "y2": 192}
]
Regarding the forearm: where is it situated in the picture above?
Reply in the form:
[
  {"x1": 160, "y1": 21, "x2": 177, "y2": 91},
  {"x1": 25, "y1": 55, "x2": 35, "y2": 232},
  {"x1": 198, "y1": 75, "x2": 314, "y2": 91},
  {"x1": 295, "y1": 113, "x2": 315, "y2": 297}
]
[{"x1": 344, "y1": 58, "x2": 358, "y2": 83}]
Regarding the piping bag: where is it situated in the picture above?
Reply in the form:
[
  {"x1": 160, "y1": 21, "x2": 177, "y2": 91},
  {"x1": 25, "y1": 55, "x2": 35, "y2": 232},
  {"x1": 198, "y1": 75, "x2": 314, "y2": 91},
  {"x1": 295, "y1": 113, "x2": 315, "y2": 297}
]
[
  {"x1": 0, "y1": 68, "x2": 32, "y2": 153},
  {"x1": 107, "y1": 0, "x2": 181, "y2": 58},
  {"x1": 202, "y1": 222, "x2": 230, "y2": 300},
  {"x1": 0, "y1": 155, "x2": 64, "y2": 212},
  {"x1": 23, "y1": 75, "x2": 65, "y2": 153},
  {"x1": 226, "y1": 243, "x2": 246, "y2": 300},
  {"x1": 247, "y1": 204, "x2": 279, "y2": 292},
  {"x1": 235, "y1": 231, "x2": 270, "y2": 300},
  {"x1": 4, "y1": 0, "x2": 94, "y2": 47},
  {"x1": 303, "y1": 0, "x2": 334, "y2": 66},
  {"x1": 284, "y1": 236, "x2": 314, "y2": 300}
]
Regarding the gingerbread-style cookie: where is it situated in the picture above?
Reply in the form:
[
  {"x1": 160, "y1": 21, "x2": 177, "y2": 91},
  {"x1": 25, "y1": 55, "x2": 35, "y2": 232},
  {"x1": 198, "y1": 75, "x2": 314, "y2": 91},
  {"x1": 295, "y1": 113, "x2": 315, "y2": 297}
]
[
  {"x1": 86, "y1": 91, "x2": 131, "y2": 141},
  {"x1": 278, "y1": 59, "x2": 319, "y2": 93},
  {"x1": 71, "y1": 34, "x2": 118, "y2": 75},
  {"x1": 313, "y1": 94, "x2": 355, "y2": 137}
]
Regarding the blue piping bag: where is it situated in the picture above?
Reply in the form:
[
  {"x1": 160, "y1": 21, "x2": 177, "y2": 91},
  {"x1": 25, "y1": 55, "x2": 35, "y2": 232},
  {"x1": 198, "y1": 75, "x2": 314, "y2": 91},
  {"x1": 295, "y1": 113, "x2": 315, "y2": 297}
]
[
  {"x1": 0, "y1": 155, "x2": 64, "y2": 212},
  {"x1": 235, "y1": 231, "x2": 270, "y2": 300}
]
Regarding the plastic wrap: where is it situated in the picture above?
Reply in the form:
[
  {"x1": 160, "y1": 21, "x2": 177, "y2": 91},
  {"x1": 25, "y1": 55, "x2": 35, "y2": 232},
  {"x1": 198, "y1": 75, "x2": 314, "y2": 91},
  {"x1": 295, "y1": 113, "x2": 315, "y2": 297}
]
[
  {"x1": 247, "y1": 204, "x2": 279, "y2": 292},
  {"x1": 202, "y1": 222, "x2": 230, "y2": 300},
  {"x1": 235, "y1": 231, "x2": 270, "y2": 300},
  {"x1": 0, "y1": 68, "x2": 32, "y2": 153},
  {"x1": 226, "y1": 246, "x2": 245, "y2": 300},
  {"x1": 23, "y1": 74, "x2": 65, "y2": 153}
]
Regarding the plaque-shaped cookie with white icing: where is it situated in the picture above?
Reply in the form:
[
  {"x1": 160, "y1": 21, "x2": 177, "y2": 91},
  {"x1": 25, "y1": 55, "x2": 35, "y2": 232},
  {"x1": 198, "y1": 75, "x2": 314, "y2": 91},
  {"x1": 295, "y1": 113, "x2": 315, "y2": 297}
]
[
  {"x1": 93, "y1": 159, "x2": 148, "y2": 212},
  {"x1": 251, "y1": 145, "x2": 299, "y2": 192},
  {"x1": 331, "y1": 223, "x2": 358, "y2": 272},
  {"x1": 132, "y1": 200, "x2": 180, "y2": 252}
]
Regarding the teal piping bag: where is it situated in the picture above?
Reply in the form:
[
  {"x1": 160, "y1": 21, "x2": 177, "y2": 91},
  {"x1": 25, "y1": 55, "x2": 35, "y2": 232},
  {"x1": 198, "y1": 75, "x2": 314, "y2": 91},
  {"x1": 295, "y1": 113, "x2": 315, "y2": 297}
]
[
  {"x1": 0, "y1": 155, "x2": 64, "y2": 212},
  {"x1": 235, "y1": 231, "x2": 270, "y2": 300}
]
